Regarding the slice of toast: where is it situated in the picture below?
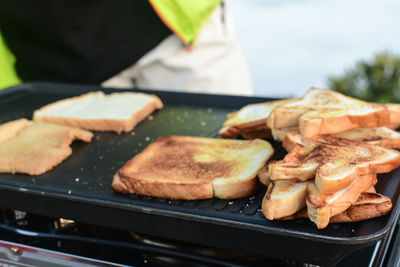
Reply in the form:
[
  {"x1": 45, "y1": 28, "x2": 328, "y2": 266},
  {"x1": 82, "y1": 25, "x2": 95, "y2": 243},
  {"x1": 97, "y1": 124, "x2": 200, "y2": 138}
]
[
  {"x1": 112, "y1": 136, "x2": 274, "y2": 200},
  {"x1": 0, "y1": 119, "x2": 93, "y2": 175},
  {"x1": 263, "y1": 136, "x2": 400, "y2": 193},
  {"x1": 306, "y1": 173, "x2": 377, "y2": 229},
  {"x1": 330, "y1": 192, "x2": 392, "y2": 223},
  {"x1": 262, "y1": 179, "x2": 312, "y2": 220},
  {"x1": 219, "y1": 98, "x2": 297, "y2": 139},
  {"x1": 283, "y1": 127, "x2": 400, "y2": 152},
  {"x1": 33, "y1": 91, "x2": 163, "y2": 133},
  {"x1": 266, "y1": 87, "x2": 390, "y2": 138},
  {"x1": 280, "y1": 192, "x2": 392, "y2": 223}
]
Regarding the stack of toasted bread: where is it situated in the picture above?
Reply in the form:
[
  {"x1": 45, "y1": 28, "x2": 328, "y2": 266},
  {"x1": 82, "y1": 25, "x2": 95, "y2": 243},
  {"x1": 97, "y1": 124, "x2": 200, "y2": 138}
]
[{"x1": 220, "y1": 87, "x2": 400, "y2": 229}]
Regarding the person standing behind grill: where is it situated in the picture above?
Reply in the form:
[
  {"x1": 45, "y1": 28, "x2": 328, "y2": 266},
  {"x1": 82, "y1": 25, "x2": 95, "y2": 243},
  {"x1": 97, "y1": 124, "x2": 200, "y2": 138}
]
[{"x1": 0, "y1": 0, "x2": 253, "y2": 96}]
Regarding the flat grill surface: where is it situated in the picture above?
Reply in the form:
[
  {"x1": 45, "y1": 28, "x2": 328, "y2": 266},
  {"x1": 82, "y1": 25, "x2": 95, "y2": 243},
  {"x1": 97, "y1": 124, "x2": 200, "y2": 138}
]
[{"x1": 0, "y1": 82, "x2": 399, "y2": 265}]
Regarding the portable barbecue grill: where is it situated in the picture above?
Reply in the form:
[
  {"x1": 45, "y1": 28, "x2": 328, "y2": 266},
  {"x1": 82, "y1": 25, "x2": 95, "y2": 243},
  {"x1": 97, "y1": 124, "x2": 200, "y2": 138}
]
[{"x1": 0, "y1": 82, "x2": 399, "y2": 266}]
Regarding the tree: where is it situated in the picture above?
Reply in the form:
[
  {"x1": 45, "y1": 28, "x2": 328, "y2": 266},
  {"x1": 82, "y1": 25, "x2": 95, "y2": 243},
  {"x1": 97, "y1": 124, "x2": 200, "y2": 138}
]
[{"x1": 327, "y1": 51, "x2": 400, "y2": 103}]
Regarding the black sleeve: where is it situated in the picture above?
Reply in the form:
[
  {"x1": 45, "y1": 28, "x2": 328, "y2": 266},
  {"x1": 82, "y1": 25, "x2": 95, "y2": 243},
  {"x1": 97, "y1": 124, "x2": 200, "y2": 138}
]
[{"x1": 0, "y1": 0, "x2": 171, "y2": 84}]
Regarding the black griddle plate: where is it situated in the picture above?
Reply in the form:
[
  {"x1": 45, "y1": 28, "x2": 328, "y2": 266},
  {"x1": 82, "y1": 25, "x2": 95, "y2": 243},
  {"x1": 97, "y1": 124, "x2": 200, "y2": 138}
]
[{"x1": 0, "y1": 82, "x2": 399, "y2": 265}]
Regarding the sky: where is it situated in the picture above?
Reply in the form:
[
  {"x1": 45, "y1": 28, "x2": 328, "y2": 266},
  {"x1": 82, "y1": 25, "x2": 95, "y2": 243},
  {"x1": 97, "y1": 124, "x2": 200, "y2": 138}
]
[{"x1": 228, "y1": 0, "x2": 400, "y2": 97}]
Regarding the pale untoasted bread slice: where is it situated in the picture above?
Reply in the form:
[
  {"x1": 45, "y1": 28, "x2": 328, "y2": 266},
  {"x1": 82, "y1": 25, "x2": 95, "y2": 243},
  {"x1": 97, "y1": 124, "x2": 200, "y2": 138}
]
[
  {"x1": 306, "y1": 173, "x2": 377, "y2": 229},
  {"x1": 219, "y1": 98, "x2": 297, "y2": 139},
  {"x1": 280, "y1": 192, "x2": 392, "y2": 223},
  {"x1": 112, "y1": 136, "x2": 274, "y2": 200},
  {"x1": 264, "y1": 136, "x2": 400, "y2": 193},
  {"x1": 283, "y1": 127, "x2": 400, "y2": 152},
  {"x1": 0, "y1": 119, "x2": 93, "y2": 175},
  {"x1": 33, "y1": 91, "x2": 163, "y2": 133},
  {"x1": 266, "y1": 88, "x2": 390, "y2": 138},
  {"x1": 262, "y1": 179, "x2": 312, "y2": 220}
]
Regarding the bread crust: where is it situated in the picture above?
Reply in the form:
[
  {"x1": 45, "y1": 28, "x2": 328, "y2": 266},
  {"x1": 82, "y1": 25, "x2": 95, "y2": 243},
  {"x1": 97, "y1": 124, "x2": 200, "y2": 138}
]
[
  {"x1": 33, "y1": 92, "x2": 163, "y2": 133},
  {"x1": 213, "y1": 176, "x2": 261, "y2": 199},
  {"x1": 386, "y1": 103, "x2": 400, "y2": 129},
  {"x1": 113, "y1": 172, "x2": 214, "y2": 200},
  {"x1": 299, "y1": 107, "x2": 390, "y2": 138},
  {"x1": 262, "y1": 179, "x2": 311, "y2": 220}
]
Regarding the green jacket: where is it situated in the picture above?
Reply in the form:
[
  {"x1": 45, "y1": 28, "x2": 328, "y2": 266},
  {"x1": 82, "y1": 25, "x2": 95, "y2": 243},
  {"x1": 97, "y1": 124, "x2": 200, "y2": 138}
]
[
  {"x1": 0, "y1": 31, "x2": 21, "y2": 89},
  {"x1": 149, "y1": 0, "x2": 221, "y2": 46},
  {"x1": 0, "y1": 0, "x2": 220, "y2": 90}
]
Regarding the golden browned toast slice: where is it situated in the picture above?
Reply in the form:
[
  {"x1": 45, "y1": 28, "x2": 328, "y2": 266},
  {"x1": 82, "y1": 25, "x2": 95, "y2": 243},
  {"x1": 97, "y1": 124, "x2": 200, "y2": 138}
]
[
  {"x1": 0, "y1": 119, "x2": 93, "y2": 175},
  {"x1": 266, "y1": 88, "x2": 390, "y2": 138},
  {"x1": 261, "y1": 136, "x2": 400, "y2": 193},
  {"x1": 330, "y1": 192, "x2": 392, "y2": 223},
  {"x1": 262, "y1": 179, "x2": 312, "y2": 220},
  {"x1": 283, "y1": 127, "x2": 400, "y2": 152},
  {"x1": 280, "y1": 192, "x2": 392, "y2": 223},
  {"x1": 33, "y1": 91, "x2": 163, "y2": 133},
  {"x1": 306, "y1": 173, "x2": 377, "y2": 229},
  {"x1": 112, "y1": 136, "x2": 274, "y2": 200},
  {"x1": 219, "y1": 99, "x2": 297, "y2": 139}
]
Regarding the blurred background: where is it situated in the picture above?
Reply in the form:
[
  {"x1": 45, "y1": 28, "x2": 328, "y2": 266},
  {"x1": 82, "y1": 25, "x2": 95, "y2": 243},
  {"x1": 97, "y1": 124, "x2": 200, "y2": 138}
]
[{"x1": 228, "y1": 0, "x2": 400, "y2": 101}]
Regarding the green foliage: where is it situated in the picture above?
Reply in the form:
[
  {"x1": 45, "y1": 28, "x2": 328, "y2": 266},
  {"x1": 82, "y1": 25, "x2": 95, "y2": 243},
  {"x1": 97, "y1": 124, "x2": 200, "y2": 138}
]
[{"x1": 328, "y1": 51, "x2": 400, "y2": 103}]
